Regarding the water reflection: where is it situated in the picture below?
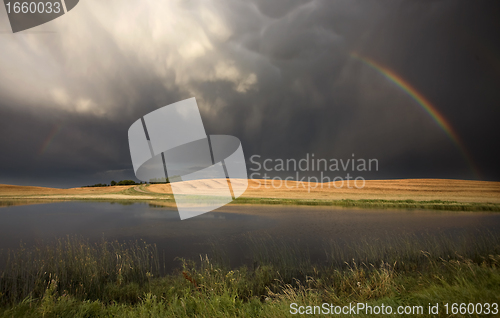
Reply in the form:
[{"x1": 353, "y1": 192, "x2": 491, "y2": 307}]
[{"x1": 0, "y1": 201, "x2": 498, "y2": 271}]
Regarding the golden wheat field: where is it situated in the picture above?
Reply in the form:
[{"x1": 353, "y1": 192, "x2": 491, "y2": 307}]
[{"x1": 1, "y1": 179, "x2": 499, "y2": 203}]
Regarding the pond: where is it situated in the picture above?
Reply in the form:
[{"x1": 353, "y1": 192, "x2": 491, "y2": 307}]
[{"x1": 0, "y1": 201, "x2": 499, "y2": 270}]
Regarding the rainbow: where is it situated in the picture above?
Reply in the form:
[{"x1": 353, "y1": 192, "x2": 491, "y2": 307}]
[
  {"x1": 350, "y1": 52, "x2": 480, "y2": 178},
  {"x1": 38, "y1": 123, "x2": 63, "y2": 155}
]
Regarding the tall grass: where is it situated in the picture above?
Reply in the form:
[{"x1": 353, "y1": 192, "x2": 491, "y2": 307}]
[
  {"x1": 0, "y1": 232, "x2": 499, "y2": 317},
  {"x1": 324, "y1": 230, "x2": 500, "y2": 270},
  {"x1": 0, "y1": 237, "x2": 159, "y2": 305}
]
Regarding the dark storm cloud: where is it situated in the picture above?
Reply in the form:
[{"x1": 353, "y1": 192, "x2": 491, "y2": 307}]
[{"x1": 0, "y1": 0, "x2": 499, "y2": 187}]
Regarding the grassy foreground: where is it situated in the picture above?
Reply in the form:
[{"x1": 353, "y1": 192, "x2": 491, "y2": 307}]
[{"x1": 0, "y1": 233, "x2": 499, "y2": 317}]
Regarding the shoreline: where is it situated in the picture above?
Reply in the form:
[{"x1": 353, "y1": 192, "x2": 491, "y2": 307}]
[{"x1": 1, "y1": 197, "x2": 499, "y2": 212}]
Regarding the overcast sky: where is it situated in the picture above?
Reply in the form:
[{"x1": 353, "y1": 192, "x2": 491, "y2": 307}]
[{"x1": 0, "y1": 0, "x2": 499, "y2": 187}]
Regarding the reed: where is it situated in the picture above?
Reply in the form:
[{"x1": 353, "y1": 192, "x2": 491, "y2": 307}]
[
  {"x1": 0, "y1": 237, "x2": 159, "y2": 305},
  {"x1": 0, "y1": 232, "x2": 499, "y2": 317}
]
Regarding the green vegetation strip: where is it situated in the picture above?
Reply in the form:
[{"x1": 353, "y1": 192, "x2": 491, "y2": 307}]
[{"x1": 232, "y1": 197, "x2": 500, "y2": 211}]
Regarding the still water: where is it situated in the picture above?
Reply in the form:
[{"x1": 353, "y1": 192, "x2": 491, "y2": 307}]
[{"x1": 0, "y1": 201, "x2": 499, "y2": 269}]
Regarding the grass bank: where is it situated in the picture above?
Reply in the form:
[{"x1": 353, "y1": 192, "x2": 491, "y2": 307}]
[
  {"x1": 3, "y1": 197, "x2": 500, "y2": 213},
  {"x1": 0, "y1": 232, "x2": 499, "y2": 317},
  {"x1": 232, "y1": 197, "x2": 500, "y2": 211}
]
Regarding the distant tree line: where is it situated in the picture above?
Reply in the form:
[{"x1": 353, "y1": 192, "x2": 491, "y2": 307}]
[
  {"x1": 82, "y1": 180, "x2": 144, "y2": 188},
  {"x1": 111, "y1": 180, "x2": 141, "y2": 186},
  {"x1": 82, "y1": 178, "x2": 173, "y2": 188},
  {"x1": 82, "y1": 183, "x2": 110, "y2": 188}
]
